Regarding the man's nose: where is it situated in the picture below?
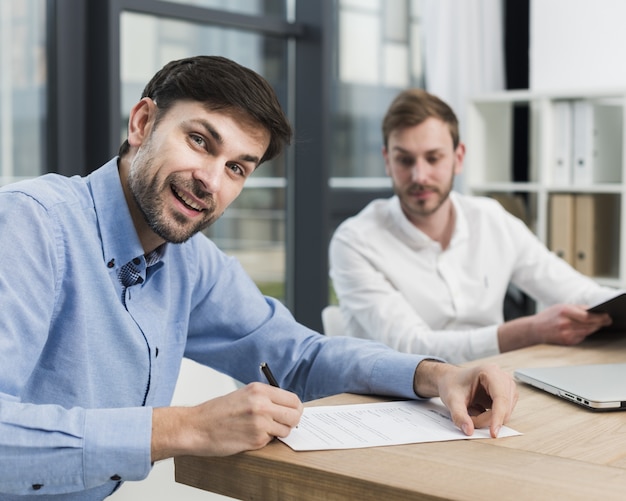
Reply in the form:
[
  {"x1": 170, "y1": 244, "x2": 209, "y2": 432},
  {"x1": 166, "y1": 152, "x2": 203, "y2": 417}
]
[
  {"x1": 411, "y1": 159, "x2": 429, "y2": 184},
  {"x1": 193, "y1": 161, "x2": 222, "y2": 193}
]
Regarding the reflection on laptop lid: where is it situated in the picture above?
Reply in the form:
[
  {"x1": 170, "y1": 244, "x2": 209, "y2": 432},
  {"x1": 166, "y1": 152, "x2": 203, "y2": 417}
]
[{"x1": 514, "y1": 363, "x2": 626, "y2": 411}]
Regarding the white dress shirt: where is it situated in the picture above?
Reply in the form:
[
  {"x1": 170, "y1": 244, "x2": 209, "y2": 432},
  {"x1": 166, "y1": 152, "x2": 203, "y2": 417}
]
[{"x1": 329, "y1": 192, "x2": 616, "y2": 364}]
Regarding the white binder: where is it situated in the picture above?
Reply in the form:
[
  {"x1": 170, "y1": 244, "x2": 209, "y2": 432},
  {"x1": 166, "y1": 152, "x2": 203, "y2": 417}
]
[
  {"x1": 572, "y1": 99, "x2": 623, "y2": 186},
  {"x1": 552, "y1": 100, "x2": 573, "y2": 185},
  {"x1": 572, "y1": 100, "x2": 594, "y2": 186}
]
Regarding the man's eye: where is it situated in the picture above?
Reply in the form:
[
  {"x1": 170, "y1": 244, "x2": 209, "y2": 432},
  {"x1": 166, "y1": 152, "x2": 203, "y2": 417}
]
[
  {"x1": 190, "y1": 134, "x2": 206, "y2": 147},
  {"x1": 228, "y1": 163, "x2": 244, "y2": 176},
  {"x1": 427, "y1": 156, "x2": 441, "y2": 165},
  {"x1": 399, "y1": 157, "x2": 414, "y2": 167}
]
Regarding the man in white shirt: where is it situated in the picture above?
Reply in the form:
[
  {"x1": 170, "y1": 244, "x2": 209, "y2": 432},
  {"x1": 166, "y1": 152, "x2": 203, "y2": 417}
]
[{"x1": 329, "y1": 89, "x2": 615, "y2": 364}]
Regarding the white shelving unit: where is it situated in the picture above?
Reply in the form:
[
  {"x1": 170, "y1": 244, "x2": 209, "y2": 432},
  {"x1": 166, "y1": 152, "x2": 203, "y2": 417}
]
[{"x1": 465, "y1": 89, "x2": 626, "y2": 289}]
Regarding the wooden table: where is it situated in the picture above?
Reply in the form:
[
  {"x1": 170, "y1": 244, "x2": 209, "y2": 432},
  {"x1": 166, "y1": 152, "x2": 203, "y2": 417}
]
[{"x1": 175, "y1": 333, "x2": 626, "y2": 500}]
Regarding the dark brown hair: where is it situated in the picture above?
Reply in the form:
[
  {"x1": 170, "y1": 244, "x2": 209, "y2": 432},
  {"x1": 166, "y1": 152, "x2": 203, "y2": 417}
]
[{"x1": 118, "y1": 55, "x2": 292, "y2": 165}]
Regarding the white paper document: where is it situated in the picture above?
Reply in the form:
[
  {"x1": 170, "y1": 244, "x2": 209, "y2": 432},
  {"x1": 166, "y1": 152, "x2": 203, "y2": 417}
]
[{"x1": 279, "y1": 399, "x2": 521, "y2": 451}]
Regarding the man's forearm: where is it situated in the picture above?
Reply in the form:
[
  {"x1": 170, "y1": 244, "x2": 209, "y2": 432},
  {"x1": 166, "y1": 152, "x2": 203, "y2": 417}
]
[
  {"x1": 413, "y1": 359, "x2": 449, "y2": 398},
  {"x1": 497, "y1": 316, "x2": 541, "y2": 353},
  {"x1": 151, "y1": 406, "x2": 192, "y2": 462}
]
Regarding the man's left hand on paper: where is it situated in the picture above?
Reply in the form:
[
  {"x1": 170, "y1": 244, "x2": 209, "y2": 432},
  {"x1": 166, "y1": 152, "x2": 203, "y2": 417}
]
[{"x1": 413, "y1": 360, "x2": 518, "y2": 439}]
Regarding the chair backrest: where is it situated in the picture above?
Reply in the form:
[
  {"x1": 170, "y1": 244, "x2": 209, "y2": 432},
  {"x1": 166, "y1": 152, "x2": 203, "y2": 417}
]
[{"x1": 321, "y1": 305, "x2": 345, "y2": 336}]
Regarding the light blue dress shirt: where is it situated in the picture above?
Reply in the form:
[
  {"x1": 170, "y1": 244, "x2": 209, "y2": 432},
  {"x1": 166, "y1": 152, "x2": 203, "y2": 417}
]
[{"x1": 0, "y1": 158, "x2": 430, "y2": 500}]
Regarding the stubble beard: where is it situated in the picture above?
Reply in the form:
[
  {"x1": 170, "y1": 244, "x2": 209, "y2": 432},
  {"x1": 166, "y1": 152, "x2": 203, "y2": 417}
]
[
  {"x1": 128, "y1": 152, "x2": 219, "y2": 244},
  {"x1": 396, "y1": 169, "x2": 455, "y2": 219}
]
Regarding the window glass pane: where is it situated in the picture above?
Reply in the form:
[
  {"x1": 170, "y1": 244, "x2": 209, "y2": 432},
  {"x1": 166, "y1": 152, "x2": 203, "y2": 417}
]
[
  {"x1": 331, "y1": 0, "x2": 424, "y2": 181},
  {"x1": 213, "y1": 184, "x2": 286, "y2": 297},
  {"x1": 120, "y1": 12, "x2": 288, "y2": 300},
  {"x1": 163, "y1": 0, "x2": 287, "y2": 17},
  {"x1": 340, "y1": 0, "x2": 379, "y2": 11},
  {"x1": 0, "y1": 0, "x2": 46, "y2": 184},
  {"x1": 384, "y1": 0, "x2": 408, "y2": 42},
  {"x1": 339, "y1": 10, "x2": 380, "y2": 85}
]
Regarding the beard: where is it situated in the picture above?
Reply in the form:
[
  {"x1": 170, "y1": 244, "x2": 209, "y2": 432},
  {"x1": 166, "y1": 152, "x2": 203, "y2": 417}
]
[
  {"x1": 394, "y1": 166, "x2": 455, "y2": 219},
  {"x1": 127, "y1": 149, "x2": 220, "y2": 244}
]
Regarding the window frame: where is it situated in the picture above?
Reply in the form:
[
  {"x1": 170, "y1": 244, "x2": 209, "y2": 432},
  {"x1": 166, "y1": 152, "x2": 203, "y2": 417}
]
[{"x1": 48, "y1": 0, "x2": 331, "y2": 331}]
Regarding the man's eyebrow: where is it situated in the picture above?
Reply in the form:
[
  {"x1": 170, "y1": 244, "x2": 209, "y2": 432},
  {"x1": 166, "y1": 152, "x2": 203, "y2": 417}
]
[
  {"x1": 188, "y1": 118, "x2": 262, "y2": 165},
  {"x1": 190, "y1": 118, "x2": 223, "y2": 145},
  {"x1": 242, "y1": 153, "x2": 262, "y2": 166},
  {"x1": 392, "y1": 145, "x2": 445, "y2": 155}
]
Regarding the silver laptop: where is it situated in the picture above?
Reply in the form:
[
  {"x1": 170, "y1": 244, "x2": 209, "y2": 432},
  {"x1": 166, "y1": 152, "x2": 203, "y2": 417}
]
[{"x1": 514, "y1": 363, "x2": 626, "y2": 411}]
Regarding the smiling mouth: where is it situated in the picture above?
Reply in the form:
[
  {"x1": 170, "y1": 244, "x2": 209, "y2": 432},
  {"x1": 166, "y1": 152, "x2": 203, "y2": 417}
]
[{"x1": 172, "y1": 185, "x2": 204, "y2": 212}]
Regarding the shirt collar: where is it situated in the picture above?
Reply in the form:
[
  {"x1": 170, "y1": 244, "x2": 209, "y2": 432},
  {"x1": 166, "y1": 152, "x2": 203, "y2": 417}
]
[
  {"x1": 389, "y1": 191, "x2": 469, "y2": 248},
  {"x1": 388, "y1": 196, "x2": 431, "y2": 248},
  {"x1": 87, "y1": 157, "x2": 155, "y2": 268},
  {"x1": 448, "y1": 192, "x2": 469, "y2": 246}
]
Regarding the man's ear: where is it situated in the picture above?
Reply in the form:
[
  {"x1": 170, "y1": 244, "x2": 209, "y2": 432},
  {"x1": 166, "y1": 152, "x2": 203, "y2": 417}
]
[
  {"x1": 454, "y1": 142, "x2": 466, "y2": 175},
  {"x1": 127, "y1": 98, "x2": 158, "y2": 148},
  {"x1": 382, "y1": 146, "x2": 391, "y2": 177}
]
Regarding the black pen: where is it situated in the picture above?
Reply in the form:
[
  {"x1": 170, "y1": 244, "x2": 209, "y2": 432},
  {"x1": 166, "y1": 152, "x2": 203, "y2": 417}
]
[{"x1": 260, "y1": 362, "x2": 280, "y2": 388}]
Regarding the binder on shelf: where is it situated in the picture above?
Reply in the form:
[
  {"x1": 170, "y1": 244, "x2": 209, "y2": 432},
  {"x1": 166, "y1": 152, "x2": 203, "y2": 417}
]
[
  {"x1": 573, "y1": 194, "x2": 617, "y2": 277},
  {"x1": 593, "y1": 101, "x2": 623, "y2": 183},
  {"x1": 552, "y1": 101, "x2": 573, "y2": 186},
  {"x1": 572, "y1": 99, "x2": 623, "y2": 186},
  {"x1": 549, "y1": 194, "x2": 575, "y2": 266},
  {"x1": 572, "y1": 100, "x2": 594, "y2": 186}
]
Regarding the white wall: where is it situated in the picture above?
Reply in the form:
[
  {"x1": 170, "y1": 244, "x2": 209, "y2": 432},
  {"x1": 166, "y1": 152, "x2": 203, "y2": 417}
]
[{"x1": 530, "y1": 0, "x2": 626, "y2": 91}]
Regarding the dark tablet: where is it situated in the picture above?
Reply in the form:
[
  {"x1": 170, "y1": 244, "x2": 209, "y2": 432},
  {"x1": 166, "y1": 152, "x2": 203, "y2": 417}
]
[{"x1": 587, "y1": 293, "x2": 626, "y2": 332}]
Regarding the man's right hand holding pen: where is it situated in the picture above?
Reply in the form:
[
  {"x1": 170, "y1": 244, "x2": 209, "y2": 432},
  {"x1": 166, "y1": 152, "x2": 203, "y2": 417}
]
[{"x1": 150, "y1": 379, "x2": 304, "y2": 461}]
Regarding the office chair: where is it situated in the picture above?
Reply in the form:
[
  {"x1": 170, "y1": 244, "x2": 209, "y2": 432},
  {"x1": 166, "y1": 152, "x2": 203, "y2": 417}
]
[{"x1": 321, "y1": 305, "x2": 345, "y2": 337}]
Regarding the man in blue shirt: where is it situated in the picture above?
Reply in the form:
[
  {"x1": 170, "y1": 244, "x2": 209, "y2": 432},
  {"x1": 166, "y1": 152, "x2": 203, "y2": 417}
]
[{"x1": 0, "y1": 55, "x2": 517, "y2": 500}]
